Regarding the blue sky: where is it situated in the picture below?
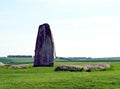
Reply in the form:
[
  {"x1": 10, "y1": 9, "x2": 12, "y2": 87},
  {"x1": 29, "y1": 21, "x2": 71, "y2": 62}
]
[{"x1": 0, "y1": 0, "x2": 120, "y2": 57}]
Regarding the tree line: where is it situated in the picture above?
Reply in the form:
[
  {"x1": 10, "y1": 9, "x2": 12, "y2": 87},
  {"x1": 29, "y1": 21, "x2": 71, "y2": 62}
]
[{"x1": 7, "y1": 55, "x2": 33, "y2": 58}]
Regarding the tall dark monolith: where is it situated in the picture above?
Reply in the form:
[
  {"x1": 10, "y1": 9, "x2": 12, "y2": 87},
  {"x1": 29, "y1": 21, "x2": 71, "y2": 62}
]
[{"x1": 34, "y1": 23, "x2": 55, "y2": 67}]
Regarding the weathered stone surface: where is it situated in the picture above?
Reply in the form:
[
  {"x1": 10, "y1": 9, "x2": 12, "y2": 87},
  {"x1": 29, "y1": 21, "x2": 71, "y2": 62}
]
[
  {"x1": 9, "y1": 64, "x2": 29, "y2": 69},
  {"x1": 34, "y1": 23, "x2": 55, "y2": 67},
  {"x1": 55, "y1": 64, "x2": 110, "y2": 72},
  {"x1": 83, "y1": 64, "x2": 110, "y2": 71},
  {"x1": 55, "y1": 64, "x2": 83, "y2": 71}
]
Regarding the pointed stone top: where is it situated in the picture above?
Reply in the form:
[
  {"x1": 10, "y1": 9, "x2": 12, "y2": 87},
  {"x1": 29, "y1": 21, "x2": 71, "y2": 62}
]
[{"x1": 39, "y1": 23, "x2": 49, "y2": 28}]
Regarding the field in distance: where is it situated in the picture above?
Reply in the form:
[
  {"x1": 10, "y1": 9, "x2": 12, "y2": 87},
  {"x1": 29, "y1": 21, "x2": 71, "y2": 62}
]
[{"x1": 0, "y1": 56, "x2": 120, "y2": 64}]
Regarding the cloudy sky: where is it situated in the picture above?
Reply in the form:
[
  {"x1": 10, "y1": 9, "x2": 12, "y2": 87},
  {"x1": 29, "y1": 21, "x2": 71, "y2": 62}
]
[{"x1": 0, "y1": 0, "x2": 120, "y2": 57}]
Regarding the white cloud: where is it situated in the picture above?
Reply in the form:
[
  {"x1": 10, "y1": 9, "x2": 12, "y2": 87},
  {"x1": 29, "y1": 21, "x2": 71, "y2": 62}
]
[
  {"x1": 53, "y1": 16, "x2": 120, "y2": 24},
  {"x1": 52, "y1": 16, "x2": 120, "y2": 57},
  {"x1": 52, "y1": 16, "x2": 120, "y2": 31},
  {"x1": 43, "y1": 0, "x2": 120, "y2": 3},
  {"x1": 16, "y1": 0, "x2": 120, "y2": 5}
]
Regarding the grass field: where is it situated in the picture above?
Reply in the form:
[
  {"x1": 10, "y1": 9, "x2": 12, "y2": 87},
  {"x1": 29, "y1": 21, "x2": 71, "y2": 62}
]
[
  {"x1": 56, "y1": 57, "x2": 120, "y2": 62},
  {"x1": 0, "y1": 57, "x2": 120, "y2": 65},
  {"x1": 0, "y1": 61, "x2": 120, "y2": 89},
  {"x1": 0, "y1": 57, "x2": 33, "y2": 64}
]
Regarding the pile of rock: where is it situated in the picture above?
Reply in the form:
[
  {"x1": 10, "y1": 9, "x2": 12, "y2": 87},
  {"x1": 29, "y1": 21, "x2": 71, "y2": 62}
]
[
  {"x1": 9, "y1": 64, "x2": 29, "y2": 69},
  {"x1": 83, "y1": 64, "x2": 110, "y2": 72},
  {"x1": 0, "y1": 62, "x2": 5, "y2": 67},
  {"x1": 55, "y1": 64, "x2": 110, "y2": 72},
  {"x1": 55, "y1": 64, "x2": 83, "y2": 71}
]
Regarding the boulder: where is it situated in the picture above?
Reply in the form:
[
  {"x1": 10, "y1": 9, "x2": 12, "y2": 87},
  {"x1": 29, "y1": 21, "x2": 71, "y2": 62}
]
[
  {"x1": 55, "y1": 64, "x2": 110, "y2": 72},
  {"x1": 9, "y1": 64, "x2": 29, "y2": 69},
  {"x1": 55, "y1": 64, "x2": 83, "y2": 71},
  {"x1": 0, "y1": 62, "x2": 5, "y2": 67},
  {"x1": 83, "y1": 64, "x2": 110, "y2": 71},
  {"x1": 34, "y1": 23, "x2": 55, "y2": 67}
]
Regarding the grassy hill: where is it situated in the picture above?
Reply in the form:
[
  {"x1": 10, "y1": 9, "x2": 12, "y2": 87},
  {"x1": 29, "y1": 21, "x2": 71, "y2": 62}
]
[
  {"x1": 0, "y1": 57, "x2": 120, "y2": 65},
  {"x1": 56, "y1": 57, "x2": 120, "y2": 62},
  {"x1": 0, "y1": 57, "x2": 33, "y2": 64},
  {"x1": 0, "y1": 57, "x2": 120, "y2": 88},
  {"x1": 0, "y1": 62, "x2": 120, "y2": 89}
]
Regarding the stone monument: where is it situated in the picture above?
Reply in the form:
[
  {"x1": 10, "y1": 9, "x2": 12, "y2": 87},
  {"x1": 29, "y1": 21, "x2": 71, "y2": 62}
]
[{"x1": 34, "y1": 23, "x2": 55, "y2": 67}]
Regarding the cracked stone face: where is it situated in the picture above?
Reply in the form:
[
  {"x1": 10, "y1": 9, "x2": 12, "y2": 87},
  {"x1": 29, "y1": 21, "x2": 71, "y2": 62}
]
[{"x1": 34, "y1": 23, "x2": 55, "y2": 67}]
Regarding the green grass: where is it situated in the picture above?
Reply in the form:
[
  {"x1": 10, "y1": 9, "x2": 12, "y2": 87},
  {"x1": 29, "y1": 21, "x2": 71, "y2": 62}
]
[
  {"x1": 8, "y1": 58, "x2": 34, "y2": 64},
  {"x1": 0, "y1": 57, "x2": 33, "y2": 64},
  {"x1": 56, "y1": 57, "x2": 120, "y2": 62},
  {"x1": 1, "y1": 57, "x2": 120, "y2": 65},
  {"x1": 0, "y1": 62, "x2": 120, "y2": 89}
]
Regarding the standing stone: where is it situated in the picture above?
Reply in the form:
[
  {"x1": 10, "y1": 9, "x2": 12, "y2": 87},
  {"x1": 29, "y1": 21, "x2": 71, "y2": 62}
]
[{"x1": 34, "y1": 23, "x2": 55, "y2": 67}]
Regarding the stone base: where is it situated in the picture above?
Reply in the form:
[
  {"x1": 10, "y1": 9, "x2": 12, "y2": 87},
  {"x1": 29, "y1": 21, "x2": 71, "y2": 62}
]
[{"x1": 33, "y1": 63, "x2": 54, "y2": 67}]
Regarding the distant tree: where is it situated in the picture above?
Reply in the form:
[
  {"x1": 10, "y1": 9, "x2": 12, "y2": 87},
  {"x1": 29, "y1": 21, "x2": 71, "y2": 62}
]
[{"x1": 7, "y1": 55, "x2": 32, "y2": 58}]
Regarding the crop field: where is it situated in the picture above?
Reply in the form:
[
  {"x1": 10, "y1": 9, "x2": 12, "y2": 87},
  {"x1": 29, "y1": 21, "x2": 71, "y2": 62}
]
[
  {"x1": 0, "y1": 57, "x2": 120, "y2": 65},
  {"x1": 0, "y1": 58, "x2": 120, "y2": 89},
  {"x1": 0, "y1": 57, "x2": 33, "y2": 64}
]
